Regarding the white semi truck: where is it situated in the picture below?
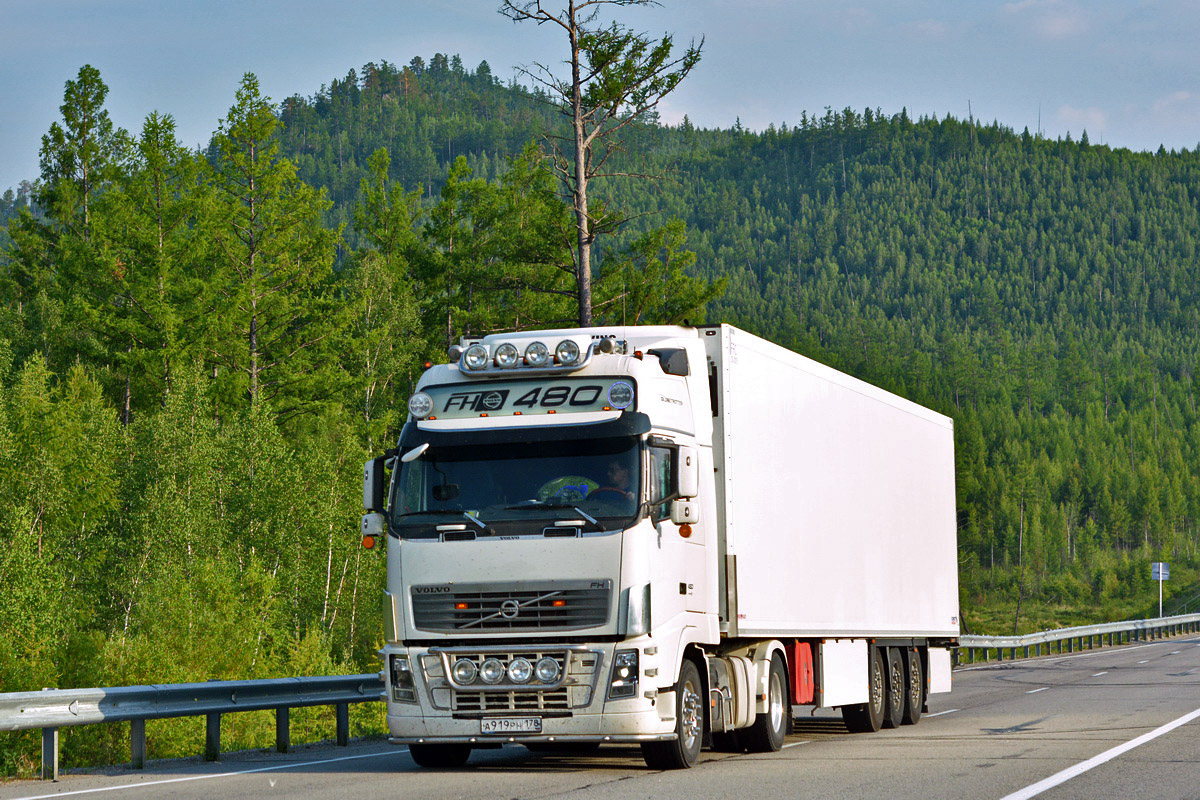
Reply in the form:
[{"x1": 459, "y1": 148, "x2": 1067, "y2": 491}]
[{"x1": 362, "y1": 324, "x2": 959, "y2": 769}]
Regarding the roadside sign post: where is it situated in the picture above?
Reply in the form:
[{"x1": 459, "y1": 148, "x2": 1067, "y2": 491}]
[{"x1": 1152, "y1": 562, "x2": 1170, "y2": 617}]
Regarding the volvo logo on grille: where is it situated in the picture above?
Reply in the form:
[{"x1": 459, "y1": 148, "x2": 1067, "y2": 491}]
[{"x1": 500, "y1": 599, "x2": 521, "y2": 619}]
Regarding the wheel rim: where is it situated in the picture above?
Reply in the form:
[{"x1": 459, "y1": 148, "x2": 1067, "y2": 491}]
[
  {"x1": 768, "y1": 670, "x2": 785, "y2": 733},
  {"x1": 870, "y1": 656, "x2": 884, "y2": 712},
  {"x1": 890, "y1": 657, "x2": 904, "y2": 712},
  {"x1": 908, "y1": 661, "x2": 922, "y2": 709},
  {"x1": 680, "y1": 675, "x2": 703, "y2": 751}
]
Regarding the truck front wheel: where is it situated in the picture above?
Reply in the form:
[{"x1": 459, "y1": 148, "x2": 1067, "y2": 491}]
[
  {"x1": 408, "y1": 743, "x2": 471, "y2": 768},
  {"x1": 641, "y1": 659, "x2": 704, "y2": 769},
  {"x1": 743, "y1": 652, "x2": 789, "y2": 751}
]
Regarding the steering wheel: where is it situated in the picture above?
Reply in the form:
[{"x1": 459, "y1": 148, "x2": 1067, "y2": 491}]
[{"x1": 588, "y1": 486, "x2": 632, "y2": 503}]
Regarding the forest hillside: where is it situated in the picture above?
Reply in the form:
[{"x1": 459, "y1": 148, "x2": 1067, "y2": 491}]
[{"x1": 2, "y1": 52, "x2": 1200, "y2": 773}]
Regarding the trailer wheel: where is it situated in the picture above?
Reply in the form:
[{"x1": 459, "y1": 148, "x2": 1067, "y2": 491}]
[
  {"x1": 882, "y1": 647, "x2": 905, "y2": 729},
  {"x1": 743, "y1": 652, "x2": 789, "y2": 752},
  {"x1": 842, "y1": 646, "x2": 885, "y2": 733},
  {"x1": 408, "y1": 743, "x2": 471, "y2": 768},
  {"x1": 902, "y1": 648, "x2": 924, "y2": 725},
  {"x1": 641, "y1": 659, "x2": 704, "y2": 769}
]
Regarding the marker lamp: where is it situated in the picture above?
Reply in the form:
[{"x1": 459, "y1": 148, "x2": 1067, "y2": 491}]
[{"x1": 408, "y1": 392, "x2": 434, "y2": 419}]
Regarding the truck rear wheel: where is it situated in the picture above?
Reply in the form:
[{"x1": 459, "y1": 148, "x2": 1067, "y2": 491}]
[
  {"x1": 902, "y1": 648, "x2": 924, "y2": 725},
  {"x1": 641, "y1": 659, "x2": 703, "y2": 769},
  {"x1": 408, "y1": 743, "x2": 471, "y2": 768},
  {"x1": 842, "y1": 646, "x2": 885, "y2": 733},
  {"x1": 743, "y1": 652, "x2": 789, "y2": 752},
  {"x1": 882, "y1": 647, "x2": 905, "y2": 729}
]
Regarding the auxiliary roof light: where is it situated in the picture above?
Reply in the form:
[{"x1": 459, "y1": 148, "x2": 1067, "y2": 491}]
[
  {"x1": 524, "y1": 341, "x2": 550, "y2": 367},
  {"x1": 463, "y1": 343, "x2": 490, "y2": 370},
  {"x1": 555, "y1": 339, "x2": 582, "y2": 366},
  {"x1": 494, "y1": 342, "x2": 521, "y2": 368}
]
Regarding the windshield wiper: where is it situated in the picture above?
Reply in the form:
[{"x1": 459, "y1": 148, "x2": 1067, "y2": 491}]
[
  {"x1": 503, "y1": 501, "x2": 602, "y2": 531},
  {"x1": 395, "y1": 508, "x2": 488, "y2": 531}
]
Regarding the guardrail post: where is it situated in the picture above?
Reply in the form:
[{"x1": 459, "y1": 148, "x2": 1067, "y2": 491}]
[
  {"x1": 336, "y1": 703, "x2": 349, "y2": 746},
  {"x1": 41, "y1": 727, "x2": 59, "y2": 781},
  {"x1": 276, "y1": 707, "x2": 290, "y2": 753},
  {"x1": 205, "y1": 712, "x2": 221, "y2": 761},
  {"x1": 131, "y1": 719, "x2": 146, "y2": 769}
]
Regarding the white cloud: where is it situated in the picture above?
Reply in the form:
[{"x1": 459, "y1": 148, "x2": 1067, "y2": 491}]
[
  {"x1": 1055, "y1": 104, "x2": 1107, "y2": 135},
  {"x1": 1003, "y1": 0, "x2": 1088, "y2": 40},
  {"x1": 1152, "y1": 91, "x2": 1195, "y2": 114}
]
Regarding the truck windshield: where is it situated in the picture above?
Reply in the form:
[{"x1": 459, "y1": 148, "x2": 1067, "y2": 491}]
[{"x1": 392, "y1": 436, "x2": 640, "y2": 538}]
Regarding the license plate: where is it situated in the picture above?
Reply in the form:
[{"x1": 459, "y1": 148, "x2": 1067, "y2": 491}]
[{"x1": 480, "y1": 717, "x2": 542, "y2": 735}]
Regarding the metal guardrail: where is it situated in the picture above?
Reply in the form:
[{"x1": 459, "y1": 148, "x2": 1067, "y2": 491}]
[
  {"x1": 956, "y1": 612, "x2": 1200, "y2": 665},
  {"x1": 0, "y1": 673, "x2": 384, "y2": 781}
]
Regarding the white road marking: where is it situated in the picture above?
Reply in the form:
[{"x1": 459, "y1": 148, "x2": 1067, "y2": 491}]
[
  {"x1": 1138, "y1": 660, "x2": 1149, "y2": 664},
  {"x1": 1026, "y1": 687, "x2": 1048, "y2": 694},
  {"x1": 925, "y1": 708, "x2": 959, "y2": 717},
  {"x1": 781, "y1": 741, "x2": 811, "y2": 749},
  {"x1": 1170, "y1": 651, "x2": 1181, "y2": 655},
  {"x1": 998, "y1": 706, "x2": 1200, "y2": 800},
  {"x1": 1092, "y1": 672, "x2": 1108, "y2": 677},
  {"x1": 8, "y1": 749, "x2": 410, "y2": 800}
]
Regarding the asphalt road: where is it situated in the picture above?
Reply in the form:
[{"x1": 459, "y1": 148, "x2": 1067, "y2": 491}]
[{"x1": 3, "y1": 635, "x2": 1199, "y2": 800}]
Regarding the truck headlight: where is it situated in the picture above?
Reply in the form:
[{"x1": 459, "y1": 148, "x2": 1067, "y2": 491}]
[
  {"x1": 507, "y1": 657, "x2": 533, "y2": 684},
  {"x1": 608, "y1": 649, "x2": 639, "y2": 699},
  {"x1": 535, "y1": 657, "x2": 561, "y2": 683},
  {"x1": 390, "y1": 654, "x2": 417, "y2": 703},
  {"x1": 480, "y1": 658, "x2": 505, "y2": 684},
  {"x1": 452, "y1": 659, "x2": 478, "y2": 685}
]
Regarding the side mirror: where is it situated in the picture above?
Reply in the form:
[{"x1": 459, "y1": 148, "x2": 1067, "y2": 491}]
[
  {"x1": 364, "y1": 456, "x2": 388, "y2": 512},
  {"x1": 670, "y1": 499, "x2": 700, "y2": 525},
  {"x1": 676, "y1": 445, "x2": 699, "y2": 498}
]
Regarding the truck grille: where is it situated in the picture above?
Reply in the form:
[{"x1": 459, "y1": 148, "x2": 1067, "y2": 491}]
[
  {"x1": 411, "y1": 581, "x2": 611, "y2": 632},
  {"x1": 453, "y1": 689, "x2": 572, "y2": 712}
]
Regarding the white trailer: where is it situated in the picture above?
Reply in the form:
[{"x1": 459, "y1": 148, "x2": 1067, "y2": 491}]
[{"x1": 363, "y1": 324, "x2": 958, "y2": 769}]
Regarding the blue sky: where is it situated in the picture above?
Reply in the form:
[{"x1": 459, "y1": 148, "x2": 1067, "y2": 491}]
[{"x1": 3, "y1": 0, "x2": 1199, "y2": 192}]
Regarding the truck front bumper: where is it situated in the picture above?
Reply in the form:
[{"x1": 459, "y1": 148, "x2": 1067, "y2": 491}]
[{"x1": 383, "y1": 642, "x2": 675, "y2": 744}]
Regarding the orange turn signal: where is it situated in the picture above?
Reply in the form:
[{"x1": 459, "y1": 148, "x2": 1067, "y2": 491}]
[{"x1": 679, "y1": 524, "x2": 693, "y2": 538}]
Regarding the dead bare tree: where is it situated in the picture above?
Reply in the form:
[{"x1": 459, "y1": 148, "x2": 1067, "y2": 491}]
[{"x1": 499, "y1": 0, "x2": 702, "y2": 325}]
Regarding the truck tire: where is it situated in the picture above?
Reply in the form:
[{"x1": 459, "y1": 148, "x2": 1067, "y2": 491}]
[
  {"x1": 842, "y1": 646, "x2": 885, "y2": 733},
  {"x1": 882, "y1": 647, "x2": 905, "y2": 729},
  {"x1": 408, "y1": 743, "x2": 471, "y2": 768},
  {"x1": 902, "y1": 647, "x2": 924, "y2": 725},
  {"x1": 743, "y1": 652, "x2": 789, "y2": 752},
  {"x1": 641, "y1": 659, "x2": 704, "y2": 769}
]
